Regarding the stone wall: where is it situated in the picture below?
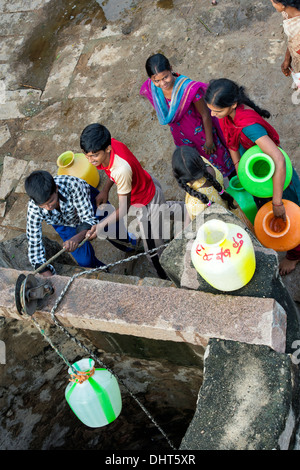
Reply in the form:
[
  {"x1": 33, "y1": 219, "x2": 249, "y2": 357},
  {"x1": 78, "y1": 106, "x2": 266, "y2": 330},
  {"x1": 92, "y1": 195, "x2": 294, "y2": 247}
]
[
  {"x1": 1, "y1": 205, "x2": 300, "y2": 450},
  {"x1": 160, "y1": 206, "x2": 300, "y2": 450}
]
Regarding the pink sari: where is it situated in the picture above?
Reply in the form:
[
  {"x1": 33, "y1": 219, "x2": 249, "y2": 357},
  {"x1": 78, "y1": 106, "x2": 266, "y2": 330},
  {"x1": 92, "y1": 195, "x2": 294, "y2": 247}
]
[{"x1": 140, "y1": 75, "x2": 234, "y2": 177}]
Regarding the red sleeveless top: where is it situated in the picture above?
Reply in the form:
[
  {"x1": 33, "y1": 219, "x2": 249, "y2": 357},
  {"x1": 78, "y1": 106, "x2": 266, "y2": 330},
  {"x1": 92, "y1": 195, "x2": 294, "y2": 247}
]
[
  {"x1": 97, "y1": 138, "x2": 155, "y2": 206},
  {"x1": 219, "y1": 105, "x2": 280, "y2": 151}
]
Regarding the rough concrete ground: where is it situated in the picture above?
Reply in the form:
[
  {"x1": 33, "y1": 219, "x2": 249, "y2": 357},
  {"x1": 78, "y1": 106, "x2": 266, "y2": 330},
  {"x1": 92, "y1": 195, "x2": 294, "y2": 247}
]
[
  {"x1": 0, "y1": 0, "x2": 299, "y2": 286},
  {"x1": 0, "y1": 0, "x2": 300, "y2": 450}
]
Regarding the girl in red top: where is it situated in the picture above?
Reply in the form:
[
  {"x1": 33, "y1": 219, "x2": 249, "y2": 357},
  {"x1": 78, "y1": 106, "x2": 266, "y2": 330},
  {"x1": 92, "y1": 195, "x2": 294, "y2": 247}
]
[{"x1": 204, "y1": 78, "x2": 300, "y2": 275}]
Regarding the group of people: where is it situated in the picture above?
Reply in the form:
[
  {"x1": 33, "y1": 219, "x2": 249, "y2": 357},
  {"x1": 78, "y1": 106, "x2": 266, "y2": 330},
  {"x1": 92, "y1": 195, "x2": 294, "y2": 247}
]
[{"x1": 25, "y1": 0, "x2": 300, "y2": 279}]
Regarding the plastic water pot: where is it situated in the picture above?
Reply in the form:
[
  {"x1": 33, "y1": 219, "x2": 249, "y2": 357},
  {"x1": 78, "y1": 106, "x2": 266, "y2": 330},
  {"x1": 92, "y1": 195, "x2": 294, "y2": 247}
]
[
  {"x1": 65, "y1": 358, "x2": 122, "y2": 428},
  {"x1": 238, "y1": 145, "x2": 293, "y2": 197},
  {"x1": 57, "y1": 151, "x2": 100, "y2": 188},
  {"x1": 254, "y1": 200, "x2": 300, "y2": 251},
  {"x1": 226, "y1": 176, "x2": 258, "y2": 224},
  {"x1": 191, "y1": 219, "x2": 256, "y2": 291}
]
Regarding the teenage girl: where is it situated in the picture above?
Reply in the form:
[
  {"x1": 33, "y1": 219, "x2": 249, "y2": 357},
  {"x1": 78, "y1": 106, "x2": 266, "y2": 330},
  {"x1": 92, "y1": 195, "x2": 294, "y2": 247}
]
[
  {"x1": 204, "y1": 78, "x2": 300, "y2": 275},
  {"x1": 172, "y1": 146, "x2": 253, "y2": 232}
]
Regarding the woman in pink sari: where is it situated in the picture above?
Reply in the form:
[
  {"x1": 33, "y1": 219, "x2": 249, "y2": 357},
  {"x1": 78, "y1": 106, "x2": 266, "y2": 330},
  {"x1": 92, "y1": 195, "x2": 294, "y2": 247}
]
[{"x1": 140, "y1": 53, "x2": 235, "y2": 178}]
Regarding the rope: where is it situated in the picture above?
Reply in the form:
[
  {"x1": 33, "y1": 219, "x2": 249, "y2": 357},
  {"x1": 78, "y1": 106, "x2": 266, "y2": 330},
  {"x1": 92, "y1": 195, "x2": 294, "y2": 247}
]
[
  {"x1": 23, "y1": 242, "x2": 177, "y2": 450},
  {"x1": 69, "y1": 367, "x2": 95, "y2": 384}
]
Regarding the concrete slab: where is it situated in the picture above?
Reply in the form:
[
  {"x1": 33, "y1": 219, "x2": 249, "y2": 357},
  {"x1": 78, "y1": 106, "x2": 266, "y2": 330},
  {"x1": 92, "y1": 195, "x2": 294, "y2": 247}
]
[
  {"x1": 1, "y1": 197, "x2": 28, "y2": 227},
  {"x1": 0, "y1": 202, "x2": 6, "y2": 218},
  {"x1": 0, "y1": 227, "x2": 25, "y2": 242},
  {"x1": 41, "y1": 42, "x2": 85, "y2": 102},
  {"x1": 15, "y1": 160, "x2": 57, "y2": 193},
  {"x1": 67, "y1": 72, "x2": 108, "y2": 99},
  {"x1": 1, "y1": 197, "x2": 61, "y2": 244},
  {"x1": 278, "y1": 252, "x2": 300, "y2": 303},
  {"x1": 0, "y1": 37, "x2": 24, "y2": 61},
  {"x1": 0, "y1": 88, "x2": 42, "y2": 120},
  {"x1": 0, "y1": 0, "x2": 50, "y2": 12},
  {"x1": 13, "y1": 131, "x2": 77, "y2": 163},
  {"x1": 23, "y1": 102, "x2": 62, "y2": 131},
  {"x1": 0, "y1": 156, "x2": 28, "y2": 200},
  {"x1": 88, "y1": 24, "x2": 121, "y2": 40},
  {"x1": 180, "y1": 339, "x2": 298, "y2": 450},
  {"x1": 0, "y1": 125, "x2": 11, "y2": 147},
  {"x1": 0, "y1": 11, "x2": 34, "y2": 37},
  {"x1": 160, "y1": 205, "x2": 300, "y2": 352}
]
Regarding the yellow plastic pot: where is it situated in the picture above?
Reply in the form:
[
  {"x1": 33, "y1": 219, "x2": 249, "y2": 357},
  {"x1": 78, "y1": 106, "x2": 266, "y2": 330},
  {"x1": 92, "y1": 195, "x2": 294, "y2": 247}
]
[
  {"x1": 57, "y1": 151, "x2": 100, "y2": 188},
  {"x1": 191, "y1": 219, "x2": 256, "y2": 291}
]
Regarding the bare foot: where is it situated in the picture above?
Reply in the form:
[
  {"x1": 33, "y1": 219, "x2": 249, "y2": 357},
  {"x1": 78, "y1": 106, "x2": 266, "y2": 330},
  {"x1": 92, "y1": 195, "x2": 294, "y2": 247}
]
[
  {"x1": 279, "y1": 257, "x2": 299, "y2": 276},
  {"x1": 212, "y1": 0, "x2": 218, "y2": 4}
]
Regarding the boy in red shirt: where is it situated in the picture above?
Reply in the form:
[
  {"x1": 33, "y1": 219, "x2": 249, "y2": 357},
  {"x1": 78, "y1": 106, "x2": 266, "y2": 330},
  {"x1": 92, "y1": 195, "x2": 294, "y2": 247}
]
[{"x1": 80, "y1": 123, "x2": 185, "y2": 278}]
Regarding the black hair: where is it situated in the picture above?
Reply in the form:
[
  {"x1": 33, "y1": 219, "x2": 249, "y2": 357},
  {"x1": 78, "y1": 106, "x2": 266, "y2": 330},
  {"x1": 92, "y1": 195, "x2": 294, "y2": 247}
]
[
  {"x1": 145, "y1": 53, "x2": 172, "y2": 77},
  {"x1": 204, "y1": 78, "x2": 271, "y2": 119},
  {"x1": 25, "y1": 170, "x2": 57, "y2": 205},
  {"x1": 172, "y1": 146, "x2": 236, "y2": 210},
  {"x1": 273, "y1": 0, "x2": 300, "y2": 9},
  {"x1": 80, "y1": 123, "x2": 111, "y2": 153}
]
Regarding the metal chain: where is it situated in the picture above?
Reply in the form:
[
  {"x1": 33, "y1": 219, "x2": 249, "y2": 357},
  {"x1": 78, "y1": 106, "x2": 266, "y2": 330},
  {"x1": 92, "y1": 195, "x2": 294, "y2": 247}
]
[{"x1": 27, "y1": 242, "x2": 177, "y2": 450}]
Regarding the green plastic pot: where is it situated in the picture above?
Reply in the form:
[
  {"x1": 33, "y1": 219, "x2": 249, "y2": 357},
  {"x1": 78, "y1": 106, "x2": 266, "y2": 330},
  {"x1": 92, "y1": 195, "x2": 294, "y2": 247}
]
[
  {"x1": 226, "y1": 176, "x2": 258, "y2": 224},
  {"x1": 238, "y1": 145, "x2": 293, "y2": 198}
]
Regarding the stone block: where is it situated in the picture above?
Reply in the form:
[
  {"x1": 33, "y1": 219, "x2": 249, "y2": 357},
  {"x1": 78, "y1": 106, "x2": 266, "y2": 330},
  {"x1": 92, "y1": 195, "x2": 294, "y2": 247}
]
[
  {"x1": 23, "y1": 102, "x2": 62, "y2": 131},
  {"x1": 0, "y1": 88, "x2": 41, "y2": 120},
  {"x1": 0, "y1": 202, "x2": 6, "y2": 218},
  {"x1": 278, "y1": 253, "x2": 300, "y2": 303},
  {"x1": 0, "y1": 267, "x2": 287, "y2": 353},
  {"x1": 180, "y1": 338, "x2": 298, "y2": 450},
  {"x1": 160, "y1": 205, "x2": 300, "y2": 352},
  {"x1": 0, "y1": 156, "x2": 28, "y2": 200},
  {"x1": 0, "y1": 234, "x2": 76, "y2": 273},
  {"x1": 161, "y1": 205, "x2": 274, "y2": 296},
  {"x1": 41, "y1": 42, "x2": 85, "y2": 102},
  {"x1": 15, "y1": 160, "x2": 57, "y2": 193},
  {"x1": 0, "y1": 124, "x2": 11, "y2": 147}
]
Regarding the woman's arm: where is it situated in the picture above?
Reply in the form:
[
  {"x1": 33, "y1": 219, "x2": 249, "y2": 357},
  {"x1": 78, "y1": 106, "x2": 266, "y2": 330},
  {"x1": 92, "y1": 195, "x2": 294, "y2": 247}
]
[
  {"x1": 255, "y1": 135, "x2": 286, "y2": 220},
  {"x1": 229, "y1": 149, "x2": 241, "y2": 171},
  {"x1": 194, "y1": 98, "x2": 216, "y2": 154}
]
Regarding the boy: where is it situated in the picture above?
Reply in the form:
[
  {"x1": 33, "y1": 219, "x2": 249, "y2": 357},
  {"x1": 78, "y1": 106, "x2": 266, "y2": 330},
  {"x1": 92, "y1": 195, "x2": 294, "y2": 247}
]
[
  {"x1": 80, "y1": 123, "x2": 185, "y2": 279},
  {"x1": 25, "y1": 170, "x2": 132, "y2": 277}
]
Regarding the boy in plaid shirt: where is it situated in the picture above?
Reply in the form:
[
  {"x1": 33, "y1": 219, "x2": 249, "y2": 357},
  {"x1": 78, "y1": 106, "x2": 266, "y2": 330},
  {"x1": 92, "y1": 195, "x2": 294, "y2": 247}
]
[{"x1": 25, "y1": 170, "x2": 132, "y2": 276}]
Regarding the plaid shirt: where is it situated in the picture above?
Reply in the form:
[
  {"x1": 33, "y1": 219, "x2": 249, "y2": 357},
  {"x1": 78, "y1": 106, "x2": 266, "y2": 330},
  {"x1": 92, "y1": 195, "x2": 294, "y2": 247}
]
[{"x1": 26, "y1": 175, "x2": 98, "y2": 273}]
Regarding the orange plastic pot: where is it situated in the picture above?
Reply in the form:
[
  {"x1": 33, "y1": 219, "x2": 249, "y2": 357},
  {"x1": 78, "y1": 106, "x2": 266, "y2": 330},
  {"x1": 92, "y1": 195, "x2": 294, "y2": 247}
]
[{"x1": 254, "y1": 200, "x2": 300, "y2": 251}]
